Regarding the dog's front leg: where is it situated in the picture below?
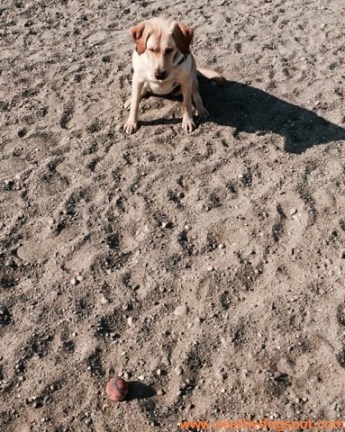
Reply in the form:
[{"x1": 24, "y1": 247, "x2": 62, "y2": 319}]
[
  {"x1": 124, "y1": 77, "x2": 144, "y2": 135},
  {"x1": 181, "y1": 82, "x2": 196, "y2": 133},
  {"x1": 192, "y1": 79, "x2": 209, "y2": 119}
]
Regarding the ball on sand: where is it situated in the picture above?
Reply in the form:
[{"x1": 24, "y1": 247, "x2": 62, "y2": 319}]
[{"x1": 106, "y1": 377, "x2": 128, "y2": 402}]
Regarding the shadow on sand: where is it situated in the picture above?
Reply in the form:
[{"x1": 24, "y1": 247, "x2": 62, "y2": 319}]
[
  {"x1": 199, "y1": 79, "x2": 345, "y2": 154},
  {"x1": 126, "y1": 381, "x2": 156, "y2": 401},
  {"x1": 140, "y1": 79, "x2": 345, "y2": 154}
]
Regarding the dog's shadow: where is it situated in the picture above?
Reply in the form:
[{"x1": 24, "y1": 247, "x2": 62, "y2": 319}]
[
  {"x1": 200, "y1": 78, "x2": 345, "y2": 154},
  {"x1": 142, "y1": 79, "x2": 345, "y2": 154}
]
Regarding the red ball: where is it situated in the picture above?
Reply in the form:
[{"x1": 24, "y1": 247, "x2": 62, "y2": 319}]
[{"x1": 106, "y1": 377, "x2": 128, "y2": 402}]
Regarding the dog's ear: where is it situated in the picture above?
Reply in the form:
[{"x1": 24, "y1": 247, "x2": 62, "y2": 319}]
[
  {"x1": 130, "y1": 21, "x2": 148, "y2": 54},
  {"x1": 171, "y1": 22, "x2": 193, "y2": 55}
]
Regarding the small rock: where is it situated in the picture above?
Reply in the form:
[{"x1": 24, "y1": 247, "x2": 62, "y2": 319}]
[
  {"x1": 290, "y1": 208, "x2": 297, "y2": 216},
  {"x1": 175, "y1": 366, "x2": 183, "y2": 376},
  {"x1": 162, "y1": 356, "x2": 170, "y2": 366},
  {"x1": 0, "y1": 306, "x2": 11, "y2": 326},
  {"x1": 70, "y1": 277, "x2": 78, "y2": 286},
  {"x1": 47, "y1": 217, "x2": 55, "y2": 226},
  {"x1": 100, "y1": 296, "x2": 108, "y2": 305},
  {"x1": 215, "y1": 370, "x2": 227, "y2": 382},
  {"x1": 174, "y1": 304, "x2": 189, "y2": 317}
]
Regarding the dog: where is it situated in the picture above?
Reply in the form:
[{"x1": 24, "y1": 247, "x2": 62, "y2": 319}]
[{"x1": 124, "y1": 17, "x2": 224, "y2": 135}]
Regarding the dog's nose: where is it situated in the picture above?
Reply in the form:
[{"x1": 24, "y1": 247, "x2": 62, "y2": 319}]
[{"x1": 154, "y1": 70, "x2": 167, "y2": 80}]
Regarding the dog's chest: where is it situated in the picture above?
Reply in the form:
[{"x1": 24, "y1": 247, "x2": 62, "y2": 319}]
[{"x1": 146, "y1": 80, "x2": 179, "y2": 95}]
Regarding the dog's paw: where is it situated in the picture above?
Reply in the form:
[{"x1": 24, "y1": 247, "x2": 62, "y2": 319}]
[
  {"x1": 124, "y1": 119, "x2": 138, "y2": 135},
  {"x1": 182, "y1": 115, "x2": 196, "y2": 133},
  {"x1": 196, "y1": 106, "x2": 209, "y2": 119}
]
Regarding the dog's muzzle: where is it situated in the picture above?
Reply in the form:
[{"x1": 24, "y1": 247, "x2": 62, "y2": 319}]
[{"x1": 154, "y1": 70, "x2": 168, "y2": 80}]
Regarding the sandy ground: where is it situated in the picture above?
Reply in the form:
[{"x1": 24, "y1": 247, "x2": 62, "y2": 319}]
[{"x1": 1, "y1": 0, "x2": 345, "y2": 431}]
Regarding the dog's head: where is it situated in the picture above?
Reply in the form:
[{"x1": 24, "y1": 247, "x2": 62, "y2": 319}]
[{"x1": 130, "y1": 18, "x2": 193, "y2": 81}]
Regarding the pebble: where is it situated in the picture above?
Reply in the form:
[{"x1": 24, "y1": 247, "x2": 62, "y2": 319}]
[
  {"x1": 215, "y1": 370, "x2": 226, "y2": 382},
  {"x1": 290, "y1": 208, "x2": 297, "y2": 216},
  {"x1": 70, "y1": 277, "x2": 78, "y2": 286},
  {"x1": 100, "y1": 296, "x2": 108, "y2": 305},
  {"x1": 175, "y1": 366, "x2": 183, "y2": 376},
  {"x1": 173, "y1": 304, "x2": 189, "y2": 317},
  {"x1": 127, "y1": 317, "x2": 133, "y2": 326},
  {"x1": 162, "y1": 356, "x2": 170, "y2": 366},
  {"x1": 207, "y1": 265, "x2": 215, "y2": 272},
  {"x1": 0, "y1": 306, "x2": 11, "y2": 326},
  {"x1": 47, "y1": 217, "x2": 55, "y2": 226}
]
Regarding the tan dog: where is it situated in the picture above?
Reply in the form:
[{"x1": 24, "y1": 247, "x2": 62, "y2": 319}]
[{"x1": 124, "y1": 17, "x2": 224, "y2": 134}]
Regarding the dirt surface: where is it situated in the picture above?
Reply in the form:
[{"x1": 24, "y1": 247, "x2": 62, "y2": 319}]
[{"x1": 1, "y1": 0, "x2": 345, "y2": 431}]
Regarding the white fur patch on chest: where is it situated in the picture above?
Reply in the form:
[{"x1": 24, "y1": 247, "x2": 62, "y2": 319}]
[{"x1": 146, "y1": 80, "x2": 180, "y2": 95}]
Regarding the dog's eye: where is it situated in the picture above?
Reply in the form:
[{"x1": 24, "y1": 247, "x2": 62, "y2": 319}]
[{"x1": 164, "y1": 48, "x2": 173, "y2": 55}]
